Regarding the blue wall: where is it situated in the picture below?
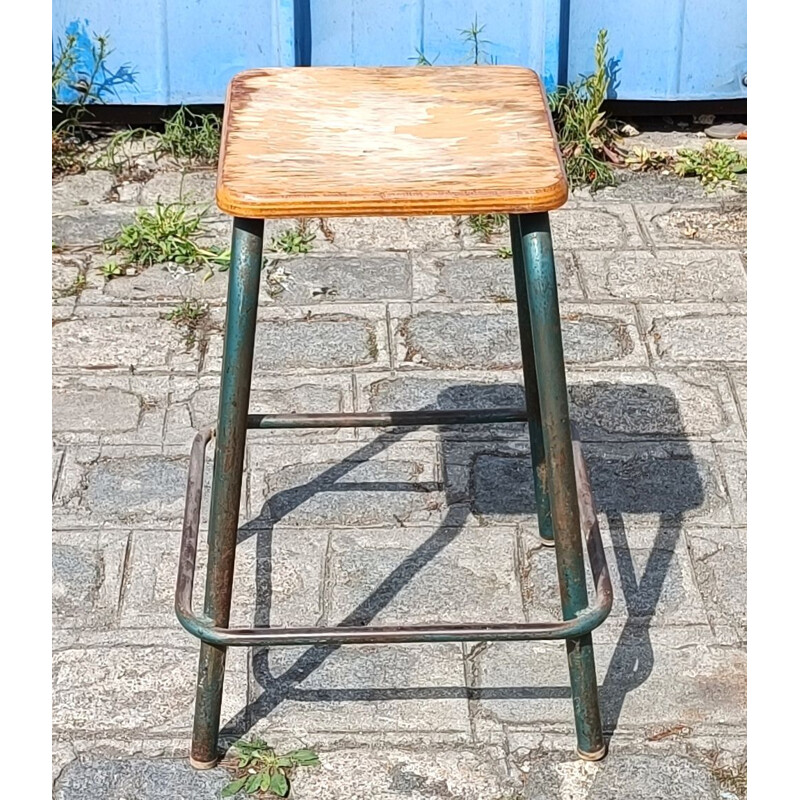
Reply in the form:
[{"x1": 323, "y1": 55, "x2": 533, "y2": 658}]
[{"x1": 53, "y1": 1, "x2": 746, "y2": 105}]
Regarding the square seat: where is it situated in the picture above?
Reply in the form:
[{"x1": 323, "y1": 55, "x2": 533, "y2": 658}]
[{"x1": 217, "y1": 66, "x2": 568, "y2": 218}]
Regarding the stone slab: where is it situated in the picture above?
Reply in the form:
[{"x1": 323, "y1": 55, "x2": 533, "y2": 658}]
[
  {"x1": 640, "y1": 304, "x2": 746, "y2": 366},
  {"x1": 577, "y1": 250, "x2": 746, "y2": 302},
  {"x1": 396, "y1": 303, "x2": 646, "y2": 370},
  {"x1": 413, "y1": 250, "x2": 583, "y2": 303}
]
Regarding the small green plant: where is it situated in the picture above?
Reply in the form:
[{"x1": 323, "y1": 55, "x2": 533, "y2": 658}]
[
  {"x1": 548, "y1": 29, "x2": 622, "y2": 189},
  {"x1": 98, "y1": 261, "x2": 124, "y2": 280},
  {"x1": 62, "y1": 273, "x2": 88, "y2": 295},
  {"x1": 221, "y1": 740, "x2": 319, "y2": 798},
  {"x1": 52, "y1": 31, "x2": 132, "y2": 175},
  {"x1": 413, "y1": 48, "x2": 438, "y2": 66},
  {"x1": 158, "y1": 106, "x2": 222, "y2": 163},
  {"x1": 624, "y1": 147, "x2": 673, "y2": 172},
  {"x1": 165, "y1": 299, "x2": 209, "y2": 348},
  {"x1": 104, "y1": 202, "x2": 230, "y2": 271},
  {"x1": 673, "y1": 143, "x2": 747, "y2": 190},
  {"x1": 468, "y1": 213, "x2": 507, "y2": 243},
  {"x1": 496, "y1": 246, "x2": 513, "y2": 259},
  {"x1": 460, "y1": 15, "x2": 496, "y2": 65},
  {"x1": 269, "y1": 224, "x2": 315, "y2": 255}
]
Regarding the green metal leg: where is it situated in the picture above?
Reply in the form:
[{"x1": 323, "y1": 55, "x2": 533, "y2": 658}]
[
  {"x1": 190, "y1": 217, "x2": 264, "y2": 769},
  {"x1": 514, "y1": 212, "x2": 606, "y2": 760},
  {"x1": 510, "y1": 215, "x2": 554, "y2": 546}
]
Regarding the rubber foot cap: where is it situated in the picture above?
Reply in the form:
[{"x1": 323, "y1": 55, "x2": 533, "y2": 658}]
[
  {"x1": 190, "y1": 755, "x2": 219, "y2": 770},
  {"x1": 577, "y1": 743, "x2": 608, "y2": 762}
]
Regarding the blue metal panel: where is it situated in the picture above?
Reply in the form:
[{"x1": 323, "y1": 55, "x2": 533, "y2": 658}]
[
  {"x1": 567, "y1": 0, "x2": 747, "y2": 101},
  {"x1": 52, "y1": 0, "x2": 746, "y2": 104},
  {"x1": 308, "y1": 0, "x2": 563, "y2": 91},
  {"x1": 52, "y1": 1, "x2": 295, "y2": 104}
]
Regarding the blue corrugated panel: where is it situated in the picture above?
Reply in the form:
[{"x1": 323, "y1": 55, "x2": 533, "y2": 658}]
[
  {"x1": 308, "y1": 0, "x2": 563, "y2": 90},
  {"x1": 52, "y1": 0, "x2": 296, "y2": 104},
  {"x1": 52, "y1": 0, "x2": 746, "y2": 104},
  {"x1": 567, "y1": 0, "x2": 747, "y2": 100}
]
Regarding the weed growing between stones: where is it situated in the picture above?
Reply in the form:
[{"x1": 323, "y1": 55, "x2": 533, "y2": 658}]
[
  {"x1": 221, "y1": 740, "x2": 320, "y2": 798},
  {"x1": 269, "y1": 223, "x2": 316, "y2": 255},
  {"x1": 96, "y1": 107, "x2": 222, "y2": 174},
  {"x1": 467, "y1": 213, "x2": 508, "y2": 243},
  {"x1": 548, "y1": 29, "x2": 623, "y2": 190},
  {"x1": 165, "y1": 299, "x2": 210, "y2": 349},
  {"x1": 104, "y1": 202, "x2": 230, "y2": 272},
  {"x1": 673, "y1": 143, "x2": 747, "y2": 191}
]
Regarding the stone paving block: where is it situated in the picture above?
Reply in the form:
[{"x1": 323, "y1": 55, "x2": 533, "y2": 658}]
[
  {"x1": 686, "y1": 527, "x2": 746, "y2": 644},
  {"x1": 120, "y1": 527, "x2": 327, "y2": 629},
  {"x1": 519, "y1": 750, "x2": 725, "y2": 800},
  {"x1": 290, "y1": 747, "x2": 509, "y2": 800},
  {"x1": 583, "y1": 441, "x2": 731, "y2": 526},
  {"x1": 396, "y1": 303, "x2": 645, "y2": 370},
  {"x1": 519, "y1": 524, "x2": 708, "y2": 628},
  {"x1": 84, "y1": 264, "x2": 228, "y2": 305},
  {"x1": 52, "y1": 374, "x2": 170, "y2": 446},
  {"x1": 577, "y1": 250, "x2": 746, "y2": 302},
  {"x1": 327, "y1": 527, "x2": 523, "y2": 626},
  {"x1": 53, "y1": 295, "x2": 77, "y2": 321},
  {"x1": 52, "y1": 171, "x2": 115, "y2": 211},
  {"x1": 247, "y1": 440, "x2": 446, "y2": 528},
  {"x1": 52, "y1": 447, "x2": 226, "y2": 528},
  {"x1": 55, "y1": 747, "x2": 510, "y2": 800},
  {"x1": 52, "y1": 530, "x2": 129, "y2": 628},
  {"x1": 585, "y1": 170, "x2": 732, "y2": 204},
  {"x1": 319, "y1": 215, "x2": 460, "y2": 251},
  {"x1": 52, "y1": 255, "x2": 85, "y2": 296},
  {"x1": 272, "y1": 254, "x2": 412, "y2": 304},
  {"x1": 567, "y1": 370, "x2": 744, "y2": 442},
  {"x1": 202, "y1": 306, "x2": 389, "y2": 374},
  {"x1": 549, "y1": 205, "x2": 646, "y2": 250},
  {"x1": 248, "y1": 643, "x2": 471, "y2": 737},
  {"x1": 52, "y1": 207, "x2": 135, "y2": 246},
  {"x1": 449, "y1": 440, "x2": 730, "y2": 526},
  {"x1": 640, "y1": 304, "x2": 746, "y2": 366},
  {"x1": 52, "y1": 644, "x2": 248, "y2": 735},
  {"x1": 715, "y1": 443, "x2": 746, "y2": 524},
  {"x1": 638, "y1": 202, "x2": 747, "y2": 249},
  {"x1": 472, "y1": 629, "x2": 745, "y2": 732},
  {"x1": 52, "y1": 386, "x2": 142, "y2": 435},
  {"x1": 413, "y1": 250, "x2": 583, "y2": 303},
  {"x1": 137, "y1": 169, "x2": 217, "y2": 205},
  {"x1": 52, "y1": 313, "x2": 199, "y2": 372},
  {"x1": 54, "y1": 758, "x2": 229, "y2": 800}
]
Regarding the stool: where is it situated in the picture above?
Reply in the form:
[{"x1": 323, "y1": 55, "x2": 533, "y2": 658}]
[{"x1": 175, "y1": 66, "x2": 612, "y2": 768}]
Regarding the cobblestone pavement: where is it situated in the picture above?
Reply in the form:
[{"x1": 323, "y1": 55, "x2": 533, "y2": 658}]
[{"x1": 52, "y1": 149, "x2": 746, "y2": 799}]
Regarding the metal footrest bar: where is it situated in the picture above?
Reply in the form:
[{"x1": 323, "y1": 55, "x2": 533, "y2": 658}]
[
  {"x1": 248, "y1": 407, "x2": 529, "y2": 428},
  {"x1": 176, "y1": 412, "x2": 612, "y2": 649}
]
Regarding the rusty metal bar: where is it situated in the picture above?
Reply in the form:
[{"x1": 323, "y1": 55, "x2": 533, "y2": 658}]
[
  {"x1": 190, "y1": 217, "x2": 263, "y2": 769},
  {"x1": 175, "y1": 426, "x2": 612, "y2": 648},
  {"x1": 247, "y1": 408, "x2": 527, "y2": 429},
  {"x1": 510, "y1": 213, "x2": 554, "y2": 545},
  {"x1": 516, "y1": 211, "x2": 606, "y2": 760}
]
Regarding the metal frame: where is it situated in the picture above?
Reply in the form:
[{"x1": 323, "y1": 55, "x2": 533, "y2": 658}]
[{"x1": 177, "y1": 212, "x2": 611, "y2": 768}]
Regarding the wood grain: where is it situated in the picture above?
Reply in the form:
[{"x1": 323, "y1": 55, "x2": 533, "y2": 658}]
[{"x1": 217, "y1": 66, "x2": 568, "y2": 218}]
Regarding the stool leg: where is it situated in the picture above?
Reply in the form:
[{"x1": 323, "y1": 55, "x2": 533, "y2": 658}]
[
  {"x1": 509, "y1": 215, "x2": 554, "y2": 546},
  {"x1": 190, "y1": 217, "x2": 264, "y2": 769},
  {"x1": 513, "y1": 212, "x2": 606, "y2": 760}
]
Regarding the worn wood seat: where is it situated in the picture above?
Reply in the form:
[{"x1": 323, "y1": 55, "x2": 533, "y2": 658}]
[{"x1": 216, "y1": 66, "x2": 568, "y2": 218}]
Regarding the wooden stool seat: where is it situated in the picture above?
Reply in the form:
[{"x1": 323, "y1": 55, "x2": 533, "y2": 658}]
[{"x1": 216, "y1": 66, "x2": 568, "y2": 218}]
